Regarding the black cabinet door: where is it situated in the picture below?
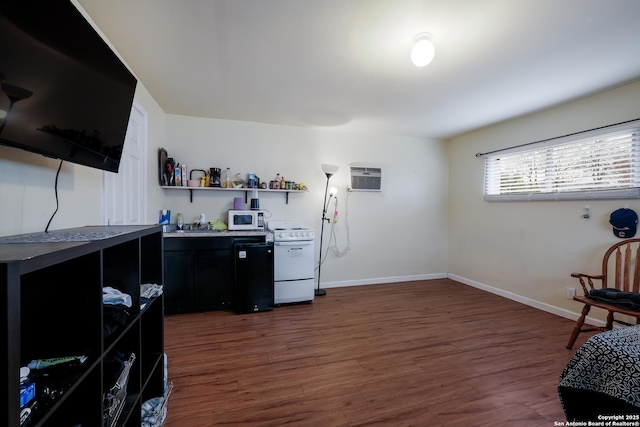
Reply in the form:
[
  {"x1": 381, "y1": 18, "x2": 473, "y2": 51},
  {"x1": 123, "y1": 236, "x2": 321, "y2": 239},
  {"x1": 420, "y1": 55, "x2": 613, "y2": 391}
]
[
  {"x1": 163, "y1": 237, "x2": 235, "y2": 314},
  {"x1": 233, "y1": 243, "x2": 274, "y2": 314},
  {"x1": 194, "y1": 249, "x2": 233, "y2": 310},
  {"x1": 163, "y1": 250, "x2": 195, "y2": 314}
]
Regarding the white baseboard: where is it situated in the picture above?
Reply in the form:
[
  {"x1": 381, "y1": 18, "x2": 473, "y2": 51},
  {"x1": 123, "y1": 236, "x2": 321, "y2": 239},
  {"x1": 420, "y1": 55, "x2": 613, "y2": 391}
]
[
  {"x1": 322, "y1": 271, "x2": 606, "y2": 328},
  {"x1": 321, "y1": 273, "x2": 448, "y2": 289},
  {"x1": 447, "y1": 273, "x2": 607, "y2": 327}
]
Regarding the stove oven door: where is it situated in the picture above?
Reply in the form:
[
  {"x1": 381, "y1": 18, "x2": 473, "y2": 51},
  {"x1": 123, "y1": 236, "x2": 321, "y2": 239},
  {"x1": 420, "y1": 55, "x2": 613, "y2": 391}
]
[{"x1": 273, "y1": 240, "x2": 315, "y2": 304}]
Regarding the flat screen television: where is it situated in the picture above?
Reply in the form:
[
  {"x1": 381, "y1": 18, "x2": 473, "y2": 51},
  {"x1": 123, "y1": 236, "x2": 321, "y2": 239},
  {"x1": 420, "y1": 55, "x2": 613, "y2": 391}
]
[{"x1": 0, "y1": 1, "x2": 137, "y2": 173}]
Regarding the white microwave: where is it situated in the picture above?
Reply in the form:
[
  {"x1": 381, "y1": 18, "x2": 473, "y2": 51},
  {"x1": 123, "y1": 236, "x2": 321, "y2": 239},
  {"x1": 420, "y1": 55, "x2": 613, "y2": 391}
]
[{"x1": 228, "y1": 210, "x2": 265, "y2": 230}]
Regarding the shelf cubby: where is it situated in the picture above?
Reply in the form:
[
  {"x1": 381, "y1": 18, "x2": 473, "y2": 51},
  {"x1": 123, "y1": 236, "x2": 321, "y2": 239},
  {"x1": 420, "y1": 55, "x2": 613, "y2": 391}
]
[{"x1": 0, "y1": 225, "x2": 165, "y2": 427}]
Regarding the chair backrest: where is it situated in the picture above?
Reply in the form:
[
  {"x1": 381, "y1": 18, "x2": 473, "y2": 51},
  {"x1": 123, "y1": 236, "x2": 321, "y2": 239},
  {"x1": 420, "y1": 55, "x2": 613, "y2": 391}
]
[{"x1": 601, "y1": 239, "x2": 640, "y2": 292}]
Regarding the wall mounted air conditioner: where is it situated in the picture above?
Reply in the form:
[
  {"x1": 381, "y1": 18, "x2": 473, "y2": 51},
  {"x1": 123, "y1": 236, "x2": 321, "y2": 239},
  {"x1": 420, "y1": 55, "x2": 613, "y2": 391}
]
[{"x1": 349, "y1": 166, "x2": 382, "y2": 191}]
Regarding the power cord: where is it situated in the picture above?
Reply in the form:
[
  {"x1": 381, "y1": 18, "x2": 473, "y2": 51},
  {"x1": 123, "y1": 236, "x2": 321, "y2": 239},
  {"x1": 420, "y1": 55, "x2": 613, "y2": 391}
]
[
  {"x1": 315, "y1": 191, "x2": 351, "y2": 273},
  {"x1": 329, "y1": 195, "x2": 350, "y2": 257},
  {"x1": 44, "y1": 160, "x2": 63, "y2": 233}
]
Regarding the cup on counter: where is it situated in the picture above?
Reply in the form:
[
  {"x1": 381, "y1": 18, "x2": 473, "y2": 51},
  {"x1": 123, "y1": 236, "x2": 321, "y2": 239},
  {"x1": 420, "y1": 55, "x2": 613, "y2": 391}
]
[
  {"x1": 233, "y1": 197, "x2": 244, "y2": 210},
  {"x1": 159, "y1": 210, "x2": 171, "y2": 224}
]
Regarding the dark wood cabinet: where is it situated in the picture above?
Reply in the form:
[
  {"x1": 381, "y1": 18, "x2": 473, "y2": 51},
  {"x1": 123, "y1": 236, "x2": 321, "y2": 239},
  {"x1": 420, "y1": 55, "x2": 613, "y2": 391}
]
[
  {"x1": 163, "y1": 250, "x2": 195, "y2": 313},
  {"x1": 193, "y1": 247, "x2": 234, "y2": 309},
  {"x1": 163, "y1": 235, "x2": 267, "y2": 314},
  {"x1": 164, "y1": 237, "x2": 233, "y2": 314},
  {"x1": 0, "y1": 225, "x2": 166, "y2": 427}
]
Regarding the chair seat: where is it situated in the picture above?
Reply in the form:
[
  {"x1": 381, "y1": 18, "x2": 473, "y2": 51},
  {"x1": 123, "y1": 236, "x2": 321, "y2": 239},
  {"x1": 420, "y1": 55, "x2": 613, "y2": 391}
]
[{"x1": 573, "y1": 295, "x2": 640, "y2": 319}]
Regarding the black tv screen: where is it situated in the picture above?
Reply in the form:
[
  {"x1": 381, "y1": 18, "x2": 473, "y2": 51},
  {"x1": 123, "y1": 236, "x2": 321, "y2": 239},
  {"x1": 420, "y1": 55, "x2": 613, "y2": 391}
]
[{"x1": 0, "y1": 1, "x2": 137, "y2": 173}]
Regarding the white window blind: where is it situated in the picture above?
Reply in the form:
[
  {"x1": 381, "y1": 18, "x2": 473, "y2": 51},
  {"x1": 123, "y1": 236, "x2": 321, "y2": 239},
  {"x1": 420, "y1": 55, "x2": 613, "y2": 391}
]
[{"x1": 484, "y1": 121, "x2": 640, "y2": 201}]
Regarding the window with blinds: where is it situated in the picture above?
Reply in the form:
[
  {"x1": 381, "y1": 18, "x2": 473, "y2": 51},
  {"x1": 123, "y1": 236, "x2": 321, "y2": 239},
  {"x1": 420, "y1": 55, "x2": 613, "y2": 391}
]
[{"x1": 484, "y1": 121, "x2": 640, "y2": 201}]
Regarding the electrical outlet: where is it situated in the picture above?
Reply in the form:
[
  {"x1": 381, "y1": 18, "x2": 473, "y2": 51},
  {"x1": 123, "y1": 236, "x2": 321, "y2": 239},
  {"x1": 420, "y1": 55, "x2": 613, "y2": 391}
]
[{"x1": 566, "y1": 287, "x2": 576, "y2": 299}]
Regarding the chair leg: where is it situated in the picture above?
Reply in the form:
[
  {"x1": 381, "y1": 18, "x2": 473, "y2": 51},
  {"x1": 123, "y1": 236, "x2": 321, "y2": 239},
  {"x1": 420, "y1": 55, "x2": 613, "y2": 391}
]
[
  {"x1": 566, "y1": 304, "x2": 591, "y2": 350},
  {"x1": 606, "y1": 311, "x2": 614, "y2": 331}
]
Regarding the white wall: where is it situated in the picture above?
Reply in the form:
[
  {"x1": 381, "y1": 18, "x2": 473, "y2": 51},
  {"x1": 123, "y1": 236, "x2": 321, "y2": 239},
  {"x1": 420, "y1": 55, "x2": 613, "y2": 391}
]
[
  {"x1": 0, "y1": 146, "x2": 101, "y2": 235},
  {"x1": 149, "y1": 115, "x2": 449, "y2": 285},
  {"x1": 447, "y1": 79, "x2": 640, "y2": 322},
  {"x1": 0, "y1": 2, "x2": 165, "y2": 237},
  {"x1": 15, "y1": 0, "x2": 638, "y2": 314},
  {"x1": 6, "y1": 2, "x2": 638, "y2": 324},
  {"x1": 0, "y1": 82, "x2": 165, "y2": 237},
  {"x1": 0, "y1": 0, "x2": 449, "y2": 287}
]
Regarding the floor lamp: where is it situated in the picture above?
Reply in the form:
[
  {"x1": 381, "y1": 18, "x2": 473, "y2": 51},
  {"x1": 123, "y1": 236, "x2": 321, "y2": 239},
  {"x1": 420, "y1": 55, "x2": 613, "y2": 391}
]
[{"x1": 316, "y1": 164, "x2": 339, "y2": 296}]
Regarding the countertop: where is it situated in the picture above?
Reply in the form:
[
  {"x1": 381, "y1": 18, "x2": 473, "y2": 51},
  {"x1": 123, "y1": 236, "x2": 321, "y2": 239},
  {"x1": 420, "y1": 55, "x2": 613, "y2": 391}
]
[
  {"x1": 0, "y1": 225, "x2": 161, "y2": 263},
  {"x1": 163, "y1": 229, "x2": 269, "y2": 238}
]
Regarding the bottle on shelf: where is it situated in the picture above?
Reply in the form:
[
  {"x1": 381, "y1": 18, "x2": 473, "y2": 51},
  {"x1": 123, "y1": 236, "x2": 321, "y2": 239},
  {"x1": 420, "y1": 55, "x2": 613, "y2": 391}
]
[
  {"x1": 175, "y1": 164, "x2": 182, "y2": 186},
  {"x1": 275, "y1": 174, "x2": 281, "y2": 189},
  {"x1": 224, "y1": 168, "x2": 232, "y2": 188},
  {"x1": 280, "y1": 175, "x2": 286, "y2": 190}
]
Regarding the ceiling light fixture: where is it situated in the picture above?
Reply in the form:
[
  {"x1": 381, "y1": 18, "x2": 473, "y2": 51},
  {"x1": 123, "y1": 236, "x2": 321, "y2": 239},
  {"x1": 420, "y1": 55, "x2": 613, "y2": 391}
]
[{"x1": 411, "y1": 32, "x2": 435, "y2": 67}]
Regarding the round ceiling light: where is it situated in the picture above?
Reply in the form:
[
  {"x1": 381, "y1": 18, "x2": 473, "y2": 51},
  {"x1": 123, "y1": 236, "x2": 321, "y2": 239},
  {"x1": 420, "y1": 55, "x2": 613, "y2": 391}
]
[{"x1": 411, "y1": 32, "x2": 435, "y2": 67}]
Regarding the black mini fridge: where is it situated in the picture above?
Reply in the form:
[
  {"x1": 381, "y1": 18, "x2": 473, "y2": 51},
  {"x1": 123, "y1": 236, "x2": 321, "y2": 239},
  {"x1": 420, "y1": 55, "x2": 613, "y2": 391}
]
[{"x1": 233, "y1": 242, "x2": 274, "y2": 314}]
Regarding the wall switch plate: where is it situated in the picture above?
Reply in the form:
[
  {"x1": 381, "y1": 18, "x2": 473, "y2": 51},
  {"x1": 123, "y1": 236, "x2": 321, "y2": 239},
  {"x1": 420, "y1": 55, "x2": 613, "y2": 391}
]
[{"x1": 566, "y1": 287, "x2": 576, "y2": 299}]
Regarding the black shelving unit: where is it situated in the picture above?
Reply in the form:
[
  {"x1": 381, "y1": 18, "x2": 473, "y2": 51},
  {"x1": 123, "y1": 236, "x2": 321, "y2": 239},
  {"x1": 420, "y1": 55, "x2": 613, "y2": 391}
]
[
  {"x1": 0, "y1": 225, "x2": 166, "y2": 427},
  {"x1": 160, "y1": 185, "x2": 306, "y2": 203}
]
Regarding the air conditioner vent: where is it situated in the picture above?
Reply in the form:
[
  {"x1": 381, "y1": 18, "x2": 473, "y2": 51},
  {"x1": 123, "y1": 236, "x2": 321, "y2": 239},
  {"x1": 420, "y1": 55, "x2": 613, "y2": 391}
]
[{"x1": 350, "y1": 166, "x2": 382, "y2": 191}]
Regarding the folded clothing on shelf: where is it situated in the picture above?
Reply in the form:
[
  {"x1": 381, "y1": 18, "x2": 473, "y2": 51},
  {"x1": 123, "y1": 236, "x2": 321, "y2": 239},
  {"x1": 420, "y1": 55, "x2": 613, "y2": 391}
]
[
  {"x1": 141, "y1": 283, "x2": 163, "y2": 299},
  {"x1": 103, "y1": 286, "x2": 132, "y2": 307},
  {"x1": 103, "y1": 304, "x2": 130, "y2": 339}
]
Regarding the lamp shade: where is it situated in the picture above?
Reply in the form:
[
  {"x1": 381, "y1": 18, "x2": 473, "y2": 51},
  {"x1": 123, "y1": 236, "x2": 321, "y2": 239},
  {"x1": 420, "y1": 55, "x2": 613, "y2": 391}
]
[
  {"x1": 321, "y1": 164, "x2": 339, "y2": 177},
  {"x1": 411, "y1": 33, "x2": 435, "y2": 67}
]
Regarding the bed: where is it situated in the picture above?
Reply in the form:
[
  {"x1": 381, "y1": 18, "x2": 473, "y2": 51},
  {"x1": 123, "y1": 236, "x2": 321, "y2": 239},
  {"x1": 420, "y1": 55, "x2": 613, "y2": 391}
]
[{"x1": 558, "y1": 325, "x2": 640, "y2": 421}]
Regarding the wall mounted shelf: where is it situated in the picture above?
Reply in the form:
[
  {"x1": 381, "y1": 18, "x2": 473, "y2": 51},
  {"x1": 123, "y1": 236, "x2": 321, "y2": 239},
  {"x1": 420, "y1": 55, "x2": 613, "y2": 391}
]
[{"x1": 160, "y1": 186, "x2": 307, "y2": 204}]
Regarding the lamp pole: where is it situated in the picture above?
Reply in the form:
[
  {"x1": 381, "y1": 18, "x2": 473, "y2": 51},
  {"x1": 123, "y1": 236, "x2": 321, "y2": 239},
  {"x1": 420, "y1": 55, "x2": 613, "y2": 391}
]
[
  {"x1": 316, "y1": 164, "x2": 339, "y2": 297},
  {"x1": 316, "y1": 174, "x2": 331, "y2": 296}
]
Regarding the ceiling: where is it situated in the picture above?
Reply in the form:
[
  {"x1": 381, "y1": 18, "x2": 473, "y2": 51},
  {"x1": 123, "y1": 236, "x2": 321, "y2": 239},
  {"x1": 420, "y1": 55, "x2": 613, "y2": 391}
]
[{"x1": 77, "y1": 0, "x2": 640, "y2": 140}]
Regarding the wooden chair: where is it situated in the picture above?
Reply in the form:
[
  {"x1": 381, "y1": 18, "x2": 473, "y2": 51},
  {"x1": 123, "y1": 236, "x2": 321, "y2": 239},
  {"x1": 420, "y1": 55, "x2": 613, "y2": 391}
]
[{"x1": 566, "y1": 239, "x2": 640, "y2": 349}]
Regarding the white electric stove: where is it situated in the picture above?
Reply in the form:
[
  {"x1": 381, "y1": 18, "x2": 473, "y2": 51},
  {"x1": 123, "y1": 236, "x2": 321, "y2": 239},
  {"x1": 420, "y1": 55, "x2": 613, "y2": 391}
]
[{"x1": 267, "y1": 220, "x2": 315, "y2": 304}]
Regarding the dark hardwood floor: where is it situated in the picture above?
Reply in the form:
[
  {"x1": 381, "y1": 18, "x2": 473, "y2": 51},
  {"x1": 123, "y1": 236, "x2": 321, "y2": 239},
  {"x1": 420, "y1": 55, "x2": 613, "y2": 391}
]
[{"x1": 163, "y1": 279, "x2": 592, "y2": 426}]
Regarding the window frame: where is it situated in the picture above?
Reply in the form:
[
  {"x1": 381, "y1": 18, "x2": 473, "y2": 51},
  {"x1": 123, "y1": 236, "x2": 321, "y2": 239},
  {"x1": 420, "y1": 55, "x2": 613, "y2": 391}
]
[{"x1": 483, "y1": 121, "x2": 640, "y2": 202}]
